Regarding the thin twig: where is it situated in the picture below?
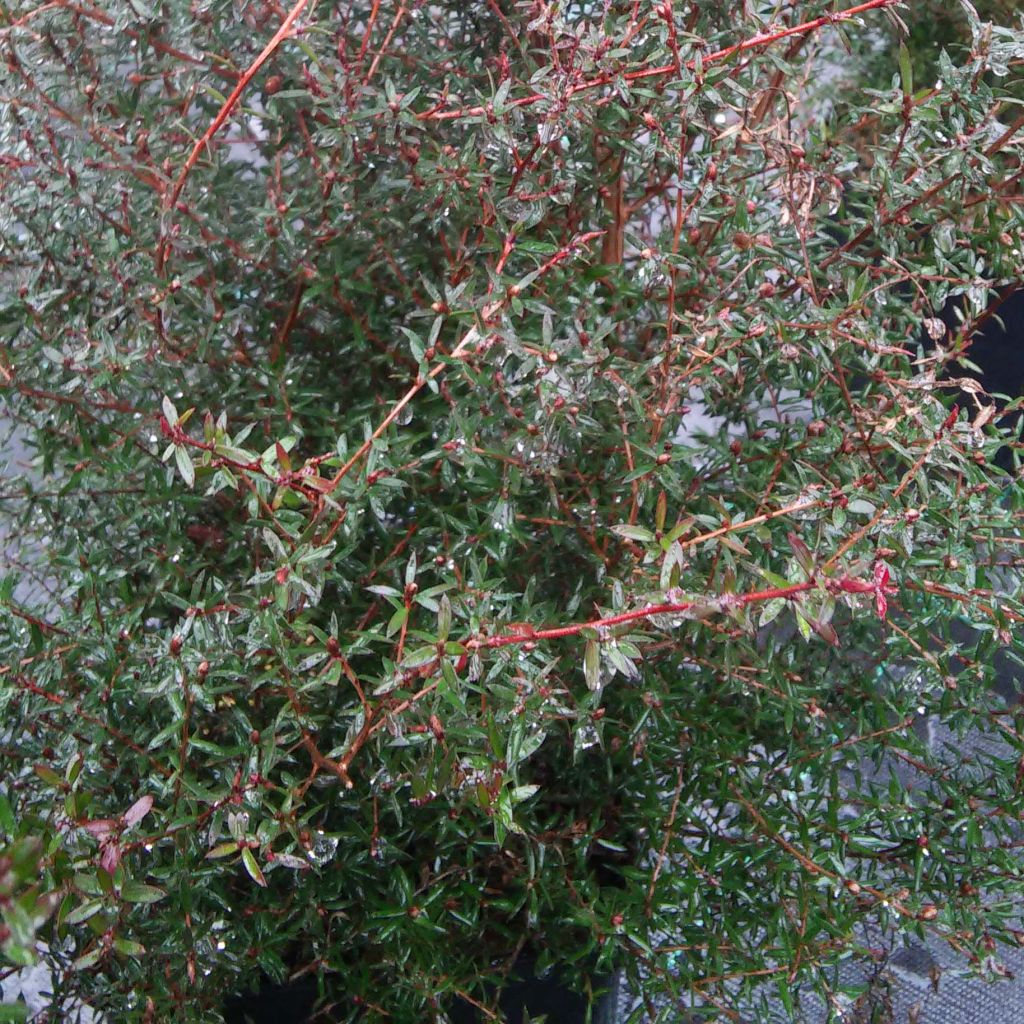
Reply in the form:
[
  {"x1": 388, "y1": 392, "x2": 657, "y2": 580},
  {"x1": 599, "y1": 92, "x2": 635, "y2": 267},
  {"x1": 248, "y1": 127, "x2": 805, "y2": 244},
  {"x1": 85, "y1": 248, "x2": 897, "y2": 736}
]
[
  {"x1": 645, "y1": 765, "x2": 685, "y2": 917},
  {"x1": 157, "y1": 0, "x2": 312, "y2": 271},
  {"x1": 417, "y1": 0, "x2": 900, "y2": 123}
]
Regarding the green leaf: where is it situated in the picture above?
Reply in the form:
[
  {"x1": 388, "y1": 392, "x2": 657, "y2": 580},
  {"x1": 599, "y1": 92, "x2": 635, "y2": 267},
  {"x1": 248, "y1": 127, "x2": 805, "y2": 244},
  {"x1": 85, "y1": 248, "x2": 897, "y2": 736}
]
[
  {"x1": 776, "y1": 979, "x2": 795, "y2": 1016},
  {"x1": 161, "y1": 395, "x2": 178, "y2": 425},
  {"x1": 120, "y1": 881, "x2": 166, "y2": 905},
  {"x1": 899, "y1": 42, "x2": 913, "y2": 97},
  {"x1": 661, "y1": 518, "x2": 695, "y2": 547},
  {"x1": 32, "y1": 765, "x2": 63, "y2": 789},
  {"x1": 494, "y1": 788, "x2": 524, "y2": 841},
  {"x1": 848, "y1": 267, "x2": 870, "y2": 303},
  {"x1": 794, "y1": 606, "x2": 812, "y2": 642},
  {"x1": 113, "y1": 937, "x2": 146, "y2": 957},
  {"x1": 611, "y1": 524, "x2": 656, "y2": 543},
  {"x1": 73, "y1": 946, "x2": 103, "y2": 971},
  {"x1": 174, "y1": 445, "x2": 195, "y2": 488},
  {"x1": 386, "y1": 604, "x2": 408, "y2": 638},
  {"x1": 0, "y1": 792, "x2": 15, "y2": 835},
  {"x1": 242, "y1": 847, "x2": 267, "y2": 887},
  {"x1": 6, "y1": 6, "x2": 1024, "y2": 1016},
  {"x1": 65, "y1": 899, "x2": 105, "y2": 925},
  {"x1": 584, "y1": 639, "x2": 601, "y2": 691},
  {"x1": 717, "y1": 532, "x2": 749, "y2": 555},
  {"x1": 437, "y1": 594, "x2": 452, "y2": 641},
  {"x1": 758, "y1": 598, "x2": 786, "y2": 628},
  {"x1": 214, "y1": 443, "x2": 256, "y2": 465},
  {"x1": 399, "y1": 645, "x2": 436, "y2": 670},
  {"x1": 206, "y1": 842, "x2": 240, "y2": 860}
]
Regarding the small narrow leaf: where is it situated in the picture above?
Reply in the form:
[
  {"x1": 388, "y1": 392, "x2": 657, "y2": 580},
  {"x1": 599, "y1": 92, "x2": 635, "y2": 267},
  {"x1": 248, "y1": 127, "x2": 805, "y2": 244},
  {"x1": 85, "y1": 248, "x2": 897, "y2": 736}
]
[
  {"x1": 437, "y1": 594, "x2": 452, "y2": 641},
  {"x1": 611, "y1": 525, "x2": 656, "y2": 543},
  {"x1": 584, "y1": 639, "x2": 601, "y2": 691},
  {"x1": 717, "y1": 532, "x2": 750, "y2": 555},
  {"x1": 794, "y1": 607, "x2": 812, "y2": 642},
  {"x1": 120, "y1": 881, "x2": 165, "y2": 905},
  {"x1": 33, "y1": 765, "x2": 63, "y2": 789},
  {"x1": 73, "y1": 947, "x2": 103, "y2": 971},
  {"x1": 65, "y1": 899, "x2": 105, "y2": 925},
  {"x1": 759, "y1": 598, "x2": 786, "y2": 628},
  {"x1": 0, "y1": 792, "x2": 14, "y2": 834},
  {"x1": 787, "y1": 532, "x2": 814, "y2": 576},
  {"x1": 662, "y1": 517, "x2": 695, "y2": 547},
  {"x1": 174, "y1": 445, "x2": 195, "y2": 488},
  {"x1": 386, "y1": 605, "x2": 408, "y2": 638},
  {"x1": 399, "y1": 645, "x2": 436, "y2": 670},
  {"x1": 809, "y1": 617, "x2": 839, "y2": 646},
  {"x1": 206, "y1": 842, "x2": 240, "y2": 860},
  {"x1": 242, "y1": 847, "x2": 267, "y2": 887},
  {"x1": 898, "y1": 42, "x2": 913, "y2": 96},
  {"x1": 271, "y1": 853, "x2": 314, "y2": 871},
  {"x1": 113, "y1": 937, "x2": 146, "y2": 957}
]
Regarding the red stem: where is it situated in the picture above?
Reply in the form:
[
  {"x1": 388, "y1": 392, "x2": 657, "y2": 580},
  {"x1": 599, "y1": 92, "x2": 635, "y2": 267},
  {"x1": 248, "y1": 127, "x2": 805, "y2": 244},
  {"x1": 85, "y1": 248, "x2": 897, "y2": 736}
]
[
  {"x1": 419, "y1": 0, "x2": 899, "y2": 123},
  {"x1": 157, "y1": 0, "x2": 312, "y2": 271},
  {"x1": 468, "y1": 580, "x2": 817, "y2": 651}
]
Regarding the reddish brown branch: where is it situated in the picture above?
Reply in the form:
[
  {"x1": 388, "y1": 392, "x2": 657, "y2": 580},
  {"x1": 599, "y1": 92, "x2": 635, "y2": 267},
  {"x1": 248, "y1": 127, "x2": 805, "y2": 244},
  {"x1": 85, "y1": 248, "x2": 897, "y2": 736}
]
[
  {"x1": 466, "y1": 579, "x2": 818, "y2": 651},
  {"x1": 157, "y1": 0, "x2": 312, "y2": 271},
  {"x1": 418, "y1": 0, "x2": 900, "y2": 123}
]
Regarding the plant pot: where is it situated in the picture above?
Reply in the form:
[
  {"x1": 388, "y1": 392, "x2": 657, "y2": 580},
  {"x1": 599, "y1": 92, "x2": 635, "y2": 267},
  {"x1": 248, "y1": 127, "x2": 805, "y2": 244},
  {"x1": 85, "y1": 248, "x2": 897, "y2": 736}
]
[
  {"x1": 446, "y1": 950, "x2": 622, "y2": 1024},
  {"x1": 223, "y1": 976, "x2": 318, "y2": 1024}
]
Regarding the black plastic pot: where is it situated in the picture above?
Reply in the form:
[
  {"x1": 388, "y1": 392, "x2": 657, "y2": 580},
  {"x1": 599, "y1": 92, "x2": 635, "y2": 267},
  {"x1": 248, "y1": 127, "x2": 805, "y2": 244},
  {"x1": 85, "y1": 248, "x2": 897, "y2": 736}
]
[
  {"x1": 924, "y1": 284, "x2": 1024, "y2": 471},
  {"x1": 223, "y1": 976, "x2": 318, "y2": 1024},
  {"x1": 223, "y1": 957, "x2": 621, "y2": 1024},
  {"x1": 446, "y1": 951, "x2": 621, "y2": 1024}
]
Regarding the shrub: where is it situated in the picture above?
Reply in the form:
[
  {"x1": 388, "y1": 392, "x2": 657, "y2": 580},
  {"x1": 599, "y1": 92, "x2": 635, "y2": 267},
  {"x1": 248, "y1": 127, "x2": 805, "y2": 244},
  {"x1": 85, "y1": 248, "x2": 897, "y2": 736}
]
[{"x1": 2, "y1": 0, "x2": 1024, "y2": 1020}]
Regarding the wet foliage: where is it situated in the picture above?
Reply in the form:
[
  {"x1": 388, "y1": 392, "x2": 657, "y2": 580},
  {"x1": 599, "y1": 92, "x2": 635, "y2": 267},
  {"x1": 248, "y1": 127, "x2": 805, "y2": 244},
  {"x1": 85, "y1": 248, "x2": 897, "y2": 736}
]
[{"x1": 2, "y1": 1, "x2": 1024, "y2": 1020}]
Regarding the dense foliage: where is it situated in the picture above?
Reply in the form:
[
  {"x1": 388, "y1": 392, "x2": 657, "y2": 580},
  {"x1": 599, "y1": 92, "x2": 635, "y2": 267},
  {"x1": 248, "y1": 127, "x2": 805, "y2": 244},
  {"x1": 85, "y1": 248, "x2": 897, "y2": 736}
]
[{"x1": 2, "y1": 0, "x2": 1024, "y2": 1020}]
